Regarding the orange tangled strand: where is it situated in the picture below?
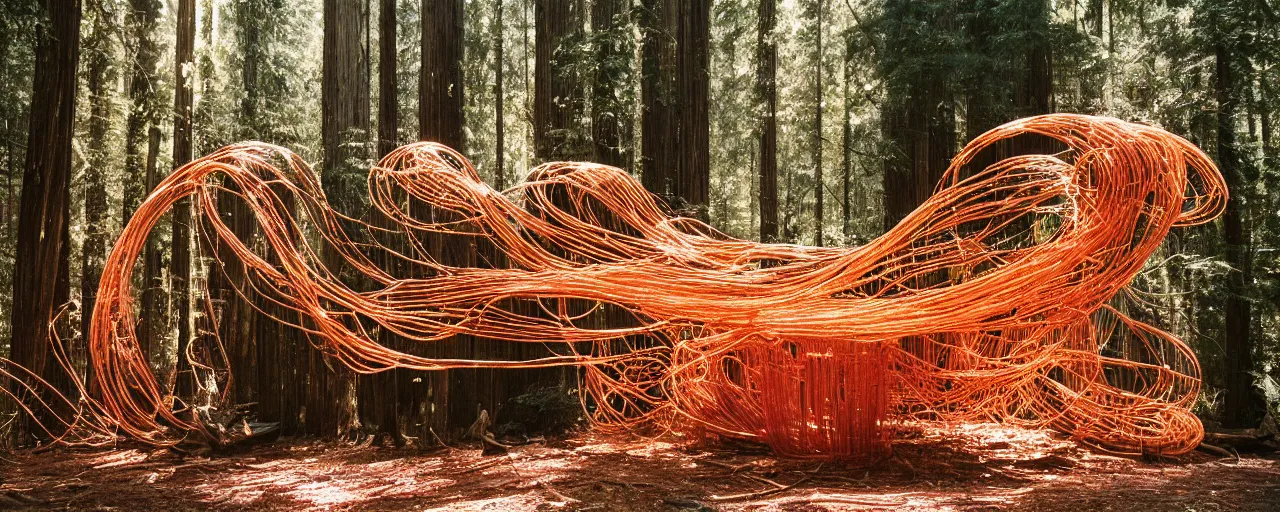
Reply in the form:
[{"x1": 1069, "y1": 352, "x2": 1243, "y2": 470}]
[{"x1": 15, "y1": 114, "x2": 1227, "y2": 458}]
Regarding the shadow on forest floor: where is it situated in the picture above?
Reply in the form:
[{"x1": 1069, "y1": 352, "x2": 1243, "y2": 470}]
[{"x1": 1, "y1": 423, "x2": 1278, "y2": 511}]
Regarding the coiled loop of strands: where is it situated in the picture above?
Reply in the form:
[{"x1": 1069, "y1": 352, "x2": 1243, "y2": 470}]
[{"x1": 3, "y1": 114, "x2": 1225, "y2": 459}]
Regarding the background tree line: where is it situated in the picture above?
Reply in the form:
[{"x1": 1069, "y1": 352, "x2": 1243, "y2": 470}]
[{"x1": 1, "y1": 0, "x2": 1277, "y2": 446}]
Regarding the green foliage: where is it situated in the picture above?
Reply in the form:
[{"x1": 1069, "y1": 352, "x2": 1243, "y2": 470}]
[
  {"x1": 220, "y1": 0, "x2": 321, "y2": 154},
  {"x1": 875, "y1": 0, "x2": 968, "y2": 101},
  {"x1": 709, "y1": 0, "x2": 758, "y2": 237},
  {"x1": 494, "y1": 385, "x2": 584, "y2": 438},
  {"x1": 0, "y1": 3, "x2": 37, "y2": 349},
  {"x1": 394, "y1": 0, "x2": 421, "y2": 143}
]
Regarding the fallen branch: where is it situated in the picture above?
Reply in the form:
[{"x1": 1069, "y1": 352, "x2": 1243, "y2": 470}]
[
  {"x1": 700, "y1": 459, "x2": 751, "y2": 473},
  {"x1": 457, "y1": 457, "x2": 506, "y2": 475},
  {"x1": 480, "y1": 433, "x2": 510, "y2": 455},
  {"x1": 539, "y1": 482, "x2": 580, "y2": 505},
  {"x1": 1196, "y1": 442, "x2": 1235, "y2": 460},
  {"x1": 1203, "y1": 431, "x2": 1277, "y2": 453},
  {"x1": 710, "y1": 476, "x2": 810, "y2": 502}
]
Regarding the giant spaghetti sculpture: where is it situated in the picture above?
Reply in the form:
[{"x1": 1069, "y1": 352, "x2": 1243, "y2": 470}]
[{"x1": 13, "y1": 115, "x2": 1227, "y2": 459}]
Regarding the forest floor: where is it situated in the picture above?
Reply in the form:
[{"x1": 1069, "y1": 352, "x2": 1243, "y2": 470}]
[{"x1": 1, "y1": 423, "x2": 1278, "y2": 511}]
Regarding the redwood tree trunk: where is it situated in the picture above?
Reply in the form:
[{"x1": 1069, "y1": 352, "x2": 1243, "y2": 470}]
[
  {"x1": 123, "y1": 0, "x2": 161, "y2": 222},
  {"x1": 10, "y1": 0, "x2": 81, "y2": 446},
  {"x1": 812, "y1": 0, "x2": 823, "y2": 246},
  {"x1": 534, "y1": 0, "x2": 585, "y2": 161},
  {"x1": 673, "y1": 0, "x2": 709, "y2": 218},
  {"x1": 757, "y1": 0, "x2": 777, "y2": 241},
  {"x1": 314, "y1": 0, "x2": 369, "y2": 438},
  {"x1": 171, "y1": 0, "x2": 195, "y2": 399},
  {"x1": 882, "y1": 82, "x2": 954, "y2": 231},
  {"x1": 421, "y1": 0, "x2": 465, "y2": 148},
  {"x1": 639, "y1": 0, "x2": 678, "y2": 198},
  {"x1": 418, "y1": 0, "x2": 468, "y2": 441},
  {"x1": 139, "y1": 126, "x2": 160, "y2": 364},
  {"x1": 1217, "y1": 41, "x2": 1262, "y2": 428},
  {"x1": 219, "y1": 0, "x2": 270, "y2": 412},
  {"x1": 840, "y1": 29, "x2": 852, "y2": 240},
  {"x1": 494, "y1": 0, "x2": 506, "y2": 189},
  {"x1": 379, "y1": 0, "x2": 400, "y2": 158},
  {"x1": 369, "y1": 0, "x2": 402, "y2": 443},
  {"x1": 81, "y1": 9, "x2": 110, "y2": 374}
]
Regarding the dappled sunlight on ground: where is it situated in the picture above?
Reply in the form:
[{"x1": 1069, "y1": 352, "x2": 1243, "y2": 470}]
[
  {"x1": 189, "y1": 448, "x2": 457, "y2": 508},
  {"x1": 1, "y1": 423, "x2": 1277, "y2": 510}
]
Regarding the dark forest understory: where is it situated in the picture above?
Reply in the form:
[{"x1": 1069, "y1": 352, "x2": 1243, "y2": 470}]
[{"x1": 2, "y1": 426, "x2": 1278, "y2": 511}]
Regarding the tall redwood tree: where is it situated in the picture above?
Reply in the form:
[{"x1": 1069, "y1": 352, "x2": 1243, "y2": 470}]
[
  {"x1": 170, "y1": 0, "x2": 196, "y2": 400},
  {"x1": 10, "y1": 0, "x2": 81, "y2": 445},
  {"x1": 417, "y1": 0, "x2": 469, "y2": 440},
  {"x1": 757, "y1": 0, "x2": 778, "y2": 241},
  {"x1": 673, "y1": 0, "x2": 710, "y2": 218},
  {"x1": 312, "y1": 0, "x2": 369, "y2": 438}
]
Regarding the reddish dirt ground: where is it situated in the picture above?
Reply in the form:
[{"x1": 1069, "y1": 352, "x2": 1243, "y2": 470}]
[{"x1": 1, "y1": 424, "x2": 1277, "y2": 511}]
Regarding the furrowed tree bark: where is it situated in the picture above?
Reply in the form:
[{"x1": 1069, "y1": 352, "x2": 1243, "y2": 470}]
[
  {"x1": 444, "y1": 0, "x2": 510, "y2": 438},
  {"x1": 534, "y1": 0, "x2": 586, "y2": 161},
  {"x1": 494, "y1": 0, "x2": 506, "y2": 189},
  {"x1": 315, "y1": 0, "x2": 369, "y2": 438},
  {"x1": 123, "y1": 0, "x2": 160, "y2": 222},
  {"x1": 880, "y1": 1, "x2": 957, "y2": 232},
  {"x1": 882, "y1": 81, "x2": 954, "y2": 232},
  {"x1": 421, "y1": 0, "x2": 465, "y2": 148},
  {"x1": 673, "y1": 0, "x2": 709, "y2": 218},
  {"x1": 82, "y1": 7, "x2": 110, "y2": 382},
  {"x1": 813, "y1": 0, "x2": 823, "y2": 247},
  {"x1": 249, "y1": 0, "x2": 308, "y2": 431},
  {"x1": 757, "y1": 0, "x2": 777, "y2": 242},
  {"x1": 418, "y1": 0, "x2": 467, "y2": 441},
  {"x1": 840, "y1": 29, "x2": 852, "y2": 240},
  {"x1": 171, "y1": 0, "x2": 195, "y2": 400},
  {"x1": 531, "y1": 0, "x2": 595, "y2": 412},
  {"x1": 477, "y1": 0, "x2": 515, "y2": 432},
  {"x1": 255, "y1": 184, "x2": 302, "y2": 433},
  {"x1": 243, "y1": 0, "x2": 308, "y2": 429},
  {"x1": 369, "y1": 0, "x2": 401, "y2": 443},
  {"x1": 1217, "y1": 41, "x2": 1263, "y2": 428},
  {"x1": 639, "y1": 0, "x2": 678, "y2": 198},
  {"x1": 139, "y1": 127, "x2": 160, "y2": 365},
  {"x1": 216, "y1": 169, "x2": 257, "y2": 408},
  {"x1": 379, "y1": 0, "x2": 400, "y2": 159},
  {"x1": 221, "y1": 0, "x2": 273, "y2": 412},
  {"x1": 9, "y1": 0, "x2": 81, "y2": 446}
]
